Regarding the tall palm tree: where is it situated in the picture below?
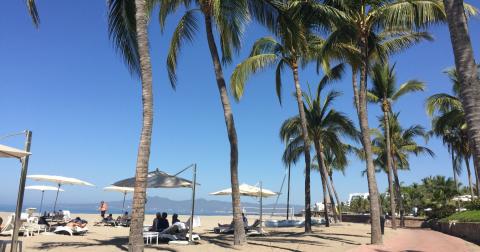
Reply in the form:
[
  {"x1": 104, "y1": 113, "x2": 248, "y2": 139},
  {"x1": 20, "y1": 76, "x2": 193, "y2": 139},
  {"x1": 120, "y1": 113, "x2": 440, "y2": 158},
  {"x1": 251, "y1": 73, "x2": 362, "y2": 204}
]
[
  {"x1": 320, "y1": 0, "x2": 445, "y2": 243},
  {"x1": 160, "y1": 0, "x2": 249, "y2": 244},
  {"x1": 373, "y1": 113, "x2": 434, "y2": 226},
  {"x1": 230, "y1": 2, "x2": 339, "y2": 232},
  {"x1": 442, "y1": 0, "x2": 480, "y2": 186},
  {"x1": 367, "y1": 62, "x2": 425, "y2": 228},
  {"x1": 280, "y1": 73, "x2": 357, "y2": 227},
  {"x1": 107, "y1": 0, "x2": 156, "y2": 250},
  {"x1": 426, "y1": 66, "x2": 480, "y2": 197}
]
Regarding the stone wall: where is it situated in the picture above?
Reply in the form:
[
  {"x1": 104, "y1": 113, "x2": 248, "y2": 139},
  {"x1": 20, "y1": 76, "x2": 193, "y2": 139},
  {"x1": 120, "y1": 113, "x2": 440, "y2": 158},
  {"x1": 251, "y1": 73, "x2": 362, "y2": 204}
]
[
  {"x1": 433, "y1": 222, "x2": 480, "y2": 245},
  {"x1": 342, "y1": 214, "x2": 426, "y2": 228}
]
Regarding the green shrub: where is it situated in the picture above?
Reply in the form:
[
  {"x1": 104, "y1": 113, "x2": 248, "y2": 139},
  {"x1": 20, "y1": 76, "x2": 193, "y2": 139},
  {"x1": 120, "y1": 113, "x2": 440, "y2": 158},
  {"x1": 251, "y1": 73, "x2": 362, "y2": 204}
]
[
  {"x1": 465, "y1": 199, "x2": 480, "y2": 211},
  {"x1": 440, "y1": 210, "x2": 480, "y2": 223},
  {"x1": 426, "y1": 205, "x2": 456, "y2": 220}
]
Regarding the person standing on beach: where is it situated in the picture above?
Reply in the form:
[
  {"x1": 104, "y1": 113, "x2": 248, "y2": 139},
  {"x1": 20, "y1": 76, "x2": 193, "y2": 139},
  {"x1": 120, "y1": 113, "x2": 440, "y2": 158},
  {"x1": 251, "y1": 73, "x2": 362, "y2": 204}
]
[{"x1": 99, "y1": 201, "x2": 108, "y2": 218}]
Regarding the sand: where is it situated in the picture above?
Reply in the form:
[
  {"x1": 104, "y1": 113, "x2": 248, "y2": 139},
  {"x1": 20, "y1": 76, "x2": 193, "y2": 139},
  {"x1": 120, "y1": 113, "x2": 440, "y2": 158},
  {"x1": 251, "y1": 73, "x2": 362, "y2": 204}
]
[{"x1": 0, "y1": 212, "x2": 477, "y2": 252}]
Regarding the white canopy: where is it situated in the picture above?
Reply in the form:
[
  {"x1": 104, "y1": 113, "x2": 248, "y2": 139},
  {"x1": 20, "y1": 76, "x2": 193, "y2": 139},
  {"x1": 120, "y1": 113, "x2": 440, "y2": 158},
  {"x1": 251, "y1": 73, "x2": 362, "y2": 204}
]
[
  {"x1": 103, "y1": 186, "x2": 134, "y2": 193},
  {"x1": 210, "y1": 183, "x2": 277, "y2": 197},
  {"x1": 26, "y1": 185, "x2": 65, "y2": 192},
  {"x1": 452, "y1": 194, "x2": 478, "y2": 202},
  {"x1": 0, "y1": 144, "x2": 31, "y2": 159},
  {"x1": 27, "y1": 175, "x2": 94, "y2": 186}
]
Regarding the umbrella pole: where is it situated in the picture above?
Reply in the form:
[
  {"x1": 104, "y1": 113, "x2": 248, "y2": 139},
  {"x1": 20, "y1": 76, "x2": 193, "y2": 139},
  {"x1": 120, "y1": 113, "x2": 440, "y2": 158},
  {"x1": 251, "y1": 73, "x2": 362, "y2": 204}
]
[
  {"x1": 260, "y1": 181, "x2": 263, "y2": 232},
  {"x1": 40, "y1": 190, "x2": 45, "y2": 214},
  {"x1": 53, "y1": 184, "x2": 61, "y2": 213},
  {"x1": 287, "y1": 163, "x2": 291, "y2": 220},
  {"x1": 11, "y1": 130, "x2": 32, "y2": 252},
  {"x1": 122, "y1": 192, "x2": 126, "y2": 213},
  {"x1": 189, "y1": 164, "x2": 197, "y2": 243}
]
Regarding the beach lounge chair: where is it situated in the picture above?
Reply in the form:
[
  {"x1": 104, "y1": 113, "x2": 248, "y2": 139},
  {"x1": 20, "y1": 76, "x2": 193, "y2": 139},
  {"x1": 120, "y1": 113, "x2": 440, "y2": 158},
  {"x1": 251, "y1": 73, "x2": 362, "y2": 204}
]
[
  {"x1": 53, "y1": 225, "x2": 88, "y2": 236},
  {"x1": 214, "y1": 219, "x2": 261, "y2": 234},
  {"x1": 0, "y1": 214, "x2": 32, "y2": 237}
]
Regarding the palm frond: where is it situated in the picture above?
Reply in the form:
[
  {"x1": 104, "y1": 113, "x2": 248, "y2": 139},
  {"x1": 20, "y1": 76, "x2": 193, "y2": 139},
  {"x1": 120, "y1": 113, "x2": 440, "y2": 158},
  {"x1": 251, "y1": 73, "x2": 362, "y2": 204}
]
[
  {"x1": 27, "y1": 0, "x2": 40, "y2": 27},
  {"x1": 230, "y1": 54, "x2": 279, "y2": 101},
  {"x1": 392, "y1": 80, "x2": 425, "y2": 100},
  {"x1": 166, "y1": 9, "x2": 199, "y2": 88},
  {"x1": 107, "y1": 0, "x2": 141, "y2": 76}
]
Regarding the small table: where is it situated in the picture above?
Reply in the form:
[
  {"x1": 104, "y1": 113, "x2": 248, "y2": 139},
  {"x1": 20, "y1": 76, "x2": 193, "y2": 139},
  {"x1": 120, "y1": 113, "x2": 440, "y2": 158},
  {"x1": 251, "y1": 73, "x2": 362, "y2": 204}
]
[{"x1": 143, "y1": 232, "x2": 159, "y2": 245}]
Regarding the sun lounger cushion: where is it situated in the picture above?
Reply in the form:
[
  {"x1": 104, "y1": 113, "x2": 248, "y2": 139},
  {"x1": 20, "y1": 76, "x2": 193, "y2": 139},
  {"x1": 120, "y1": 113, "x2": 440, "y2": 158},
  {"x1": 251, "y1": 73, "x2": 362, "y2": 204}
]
[{"x1": 53, "y1": 226, "x2": 88, "y2": 236}]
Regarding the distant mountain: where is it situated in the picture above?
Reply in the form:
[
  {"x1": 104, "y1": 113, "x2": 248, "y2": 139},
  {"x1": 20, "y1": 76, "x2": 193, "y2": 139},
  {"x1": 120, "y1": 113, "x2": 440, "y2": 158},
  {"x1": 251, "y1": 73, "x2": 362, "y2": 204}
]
[{"x1": 1, "y1": 196, "x2": 302, "y2": 216}]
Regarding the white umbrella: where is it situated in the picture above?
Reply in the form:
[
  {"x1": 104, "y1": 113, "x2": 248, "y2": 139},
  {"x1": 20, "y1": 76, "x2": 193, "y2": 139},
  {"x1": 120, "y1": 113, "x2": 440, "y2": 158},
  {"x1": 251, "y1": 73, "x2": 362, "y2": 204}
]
[
  {"x1": 25, "y1": 185, "x2": 64, "y2": 213},
  {"x1": 27, "y1": 175, "x2": 94, "y2": 212},
  {"x1": 210, "y1": 183, "x2": 277, "y2": 231},
  {"x1": 0, "y1": 144, "x2": 31, "y2": 158},
  {"x1": 103, "y1": 186, "x2": 134, "y2": 213}
]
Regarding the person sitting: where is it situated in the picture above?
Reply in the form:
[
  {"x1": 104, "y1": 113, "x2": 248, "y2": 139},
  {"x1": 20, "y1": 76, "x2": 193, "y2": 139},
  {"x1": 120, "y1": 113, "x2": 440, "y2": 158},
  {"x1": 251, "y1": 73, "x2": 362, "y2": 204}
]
[
  {"x1": 172, "y1": 213, "x2": 180, "y2": 224},
  {"x1": 66, "y1": 217, "x2": 87, "y2": 229},
  {"x1": 104, "y1": 214, "x2": 114, "y2": 222},
  {"x1": 217, "y1": 213, "x2": 248, "y2": 229},
  {"x1": 242, "y1": 213, "x2": 248, "y2": 228},
  {"x1": 150, "y1": 212, "x2": 169, "y2": 232}
]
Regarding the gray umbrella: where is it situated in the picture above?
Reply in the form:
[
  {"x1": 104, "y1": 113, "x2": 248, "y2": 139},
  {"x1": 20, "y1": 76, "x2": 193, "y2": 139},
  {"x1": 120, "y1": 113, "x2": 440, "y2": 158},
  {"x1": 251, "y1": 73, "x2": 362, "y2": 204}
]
[
  {"x1": 112, "y1": 166, "x2": 199, "y2": 243},
  {"x1": 113, "y1": 169, "x2": 195, "y2": 188}
]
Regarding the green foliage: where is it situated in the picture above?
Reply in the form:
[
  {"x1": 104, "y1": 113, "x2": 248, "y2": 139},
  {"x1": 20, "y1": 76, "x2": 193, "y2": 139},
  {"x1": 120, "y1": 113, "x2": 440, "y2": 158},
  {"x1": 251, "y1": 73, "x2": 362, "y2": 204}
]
[
  {"x1": 440, "y1": 210, "x2": 480, "y2": 223},
  {"x1": 349, "y1": 197, "x2": 370, "y2": 214},
  {"x1": 465, "y1": 200, "x2": 480, "y2": 211},
  {"x1": 427, "y1": 205, "x2": 456, "y2": 220}
]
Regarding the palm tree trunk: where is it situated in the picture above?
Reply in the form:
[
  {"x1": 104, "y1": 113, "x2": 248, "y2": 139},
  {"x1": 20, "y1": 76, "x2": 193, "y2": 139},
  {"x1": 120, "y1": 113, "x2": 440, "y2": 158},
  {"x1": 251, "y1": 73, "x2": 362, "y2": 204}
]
[
  {"x1": 291, "y1": 60, "x2": 312, "y2": 233},
  {"x1": 329, "y1": 173, "x2": 343, "y2": 222},
  {"x1": 443, "y1": 0, "x2": 480, "y2": 184},
  {"x1": 451, "y1": 148, "x2": 459, "y2": 191},
  {"x1": 129, "y1": 1, "x2": 154, "y2": 251},
  {"x1": 204, "y1": 12, "x2": 245, "y2": 245},
  {"x1": 313, "y1": 141, "x2": 331, "y2": 226},
  {"x1": 318, "y1": 143, "x2": 339, "y2": 223},
  {"x1": 474, "y1": 153, "x2": 480, "y2": 196},
  {"x1": 358, "y1": 36, "x2": 382, "y2": 244},
  {"x1": 466, "y1": 157, "x2": 474, "y2": 199},
  {"x1": 391, "y1": 155, "x2": 405, "y2": 228},
  {"x1": 383, "y1": 110, "x2": 397, "y2": 229},
  {"x1": 352, "y1": 67, "x2": 359, "y2": 113}
]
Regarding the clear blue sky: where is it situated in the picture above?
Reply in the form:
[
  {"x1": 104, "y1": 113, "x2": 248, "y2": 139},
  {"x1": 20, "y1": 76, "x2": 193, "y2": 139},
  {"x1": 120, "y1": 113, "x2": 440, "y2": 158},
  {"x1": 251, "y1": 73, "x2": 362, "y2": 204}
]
[{"x1": 1, "y1": 1, "x2": 479, "y2": 210}]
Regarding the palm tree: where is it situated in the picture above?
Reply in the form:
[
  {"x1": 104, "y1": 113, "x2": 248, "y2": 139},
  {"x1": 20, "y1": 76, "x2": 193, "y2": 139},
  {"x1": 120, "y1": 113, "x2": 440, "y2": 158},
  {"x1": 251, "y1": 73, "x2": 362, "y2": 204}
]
[
  {"x1": 160, "y1": 0, "x2": 249, "y2": 244},
  {"x1": 373, "y1": 113, "x2": 434, "y2": 226},
  {"x1": 367, "y1": 62, "x2": 425, "y2": 228},
  {"x1": 426, "y1": 66, "x2": 480, "y2": 197},
  {"x1": 230, "y1": 2, "x2": 339, "y2": 232},
  {"x1": 319, "y1": 0, "x2": 447, "y2": 243},
  {"x1": 280, "y1": 73, "x2": 357, "y2": 227},
  {"x1": 107, "y1": 0, "x2": 156, "y2": 250},
  {"x1": 442, "y1": 0, "x2": 480, "y2": 187}
]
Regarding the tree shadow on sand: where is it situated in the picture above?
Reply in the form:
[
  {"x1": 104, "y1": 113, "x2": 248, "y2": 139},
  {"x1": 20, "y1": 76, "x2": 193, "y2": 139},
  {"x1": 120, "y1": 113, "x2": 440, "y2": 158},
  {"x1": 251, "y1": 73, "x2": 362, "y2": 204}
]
[
  {"x1": 202, "y1": 230, "x2": 363, "y2": 251},
  {"x1": 33, "y1": 237, "x2": 181, "y2": 252}
]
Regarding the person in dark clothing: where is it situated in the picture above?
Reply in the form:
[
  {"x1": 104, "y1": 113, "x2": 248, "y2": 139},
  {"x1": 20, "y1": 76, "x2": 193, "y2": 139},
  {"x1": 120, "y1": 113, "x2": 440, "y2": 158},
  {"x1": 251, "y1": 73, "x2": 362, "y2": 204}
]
[
  {"x1": 172, "y1": 213, "x2": 180, "y2": 224},
  {"x1": 150, "y1": 212, "x2": 170, "y2": 232},
  {"x1": 157, "y1": 212, "x2": 169, "y2": 231}
]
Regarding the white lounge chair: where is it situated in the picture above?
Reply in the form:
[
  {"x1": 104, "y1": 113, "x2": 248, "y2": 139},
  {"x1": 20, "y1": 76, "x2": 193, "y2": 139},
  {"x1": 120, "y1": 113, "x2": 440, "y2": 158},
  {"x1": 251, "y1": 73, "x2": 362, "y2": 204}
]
[
  {"x1": 0, "y1": 214, "x2": 32, "y2": 237},
  {"x1": 53, "y1": 226, "x2": 88, "y2": 236}
]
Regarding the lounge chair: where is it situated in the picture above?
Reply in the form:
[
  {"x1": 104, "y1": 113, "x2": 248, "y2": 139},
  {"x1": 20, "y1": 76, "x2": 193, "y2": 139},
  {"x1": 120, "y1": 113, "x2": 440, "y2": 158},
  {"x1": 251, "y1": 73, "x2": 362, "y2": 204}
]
[
  {"x1": 53, "y1": 226, "x2": 88, "y2": 236},
  {"x1": 0, "y1": 214, "x2": 32, "y2": 237},
  {"x1": 214, "y1": 219, "x2": 261, "y2": 234}
]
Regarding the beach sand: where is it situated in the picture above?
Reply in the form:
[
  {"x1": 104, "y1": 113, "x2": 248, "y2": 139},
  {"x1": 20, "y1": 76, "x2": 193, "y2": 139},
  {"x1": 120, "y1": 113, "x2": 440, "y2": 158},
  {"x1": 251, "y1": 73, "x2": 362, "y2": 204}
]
[{"x1": 0, "y1": 212, "x2": 473, "y2": 252}]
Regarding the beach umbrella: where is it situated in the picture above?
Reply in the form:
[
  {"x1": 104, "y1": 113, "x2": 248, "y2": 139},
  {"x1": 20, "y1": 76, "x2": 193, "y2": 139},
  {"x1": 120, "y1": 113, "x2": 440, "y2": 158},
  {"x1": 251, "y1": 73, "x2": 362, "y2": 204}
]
[
  {"x1": 25, "y1": 185, "x2": 64, "y2": 213},
  {"x1": 27, "y1": 175, "x2": 94, "y2": 212},
  {"x1": 113, "y1": 168, "x2": 195, "y2": 188},
  {"x1": 0, "y1": 133, "x2": 32, "y2": 252},
  {"x1": 210, "y1": 182, "x2": 277, "y2": 231},
  {"x1": 103, "y1": 186, "x2": 134, "y2": 213},
  {"x1": 113, "y1": 166, "x2": 199, "y2": 243},
  {"x1": 0, "y1": 144, "x2": 31, "y2": 158}
]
